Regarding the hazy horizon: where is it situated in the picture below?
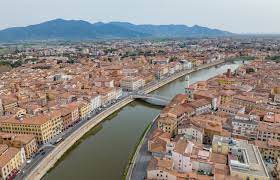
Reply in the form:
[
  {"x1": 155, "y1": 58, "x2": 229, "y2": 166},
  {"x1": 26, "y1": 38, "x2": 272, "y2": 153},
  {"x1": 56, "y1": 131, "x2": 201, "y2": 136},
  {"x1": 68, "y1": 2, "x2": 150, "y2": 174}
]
[{"x1": 1, "y1": 0, "x2": 280, "y2": 34}]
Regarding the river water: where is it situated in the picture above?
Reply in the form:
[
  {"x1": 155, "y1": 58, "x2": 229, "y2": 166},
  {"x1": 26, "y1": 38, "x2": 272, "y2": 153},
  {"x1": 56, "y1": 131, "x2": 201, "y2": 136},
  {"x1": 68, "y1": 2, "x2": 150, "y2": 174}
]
[{"x1": 43, "y1": 61, "x2": 244, "y2": 180}]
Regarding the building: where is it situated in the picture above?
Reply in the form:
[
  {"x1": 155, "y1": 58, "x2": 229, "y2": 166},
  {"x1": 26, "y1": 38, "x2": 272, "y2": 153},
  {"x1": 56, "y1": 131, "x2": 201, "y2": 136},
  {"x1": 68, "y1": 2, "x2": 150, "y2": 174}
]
[
  {"x1": 147, "y1": 157, "x2": 177, "y2": 180},
  {"x1": 90, "y1": 95, "x2": 101, "y2": 111},
  {"x1": 218, "y1": 103, "x2": 245, "y2": 116},
  {"x1": 93, "y1": 78, "x2": 114, "y2": 88},
  {"x1": 274, "y1": 157, "x2": 280, "y2": 179},
  {"x1": 157, "y1": 117, "x2": 178, "y2": 135},
  {"x1": 271, "y1": 87, "x2": 280, "y2": 103},
  {"x1": 0, "y1": 99, "x2": 3, "y2": 117},
  {"x1": 189, "y1": 115, "x2": 230, "y2": 145},
  {"x1": 97, "y1": 87, "x2": 119, "y2": 105},
  {"x1": 0, "y1": 144, "x2": 23, "y2": 180},
  {"x1": 120, "y1": 77, "x2": 145, "y2": 91},
  {"x1": 0, "y1": 132, "x2": 38, "y2": 159},
  {"x1": 0, "y1": 111, "x2": 63, "y2": 145},
  {"x1": 59, "y1": 103, "x2": 80, "y2": 130},
  {"x1": 193, "y1": 90, "x2": 220, "y2": 110},
  {"x1": 178, "y1": 120, "x2": 204, "y2": 144},
  {"x1": 231, "y1": 114, "x2": 258, "y2": 140},
  {"x1": 220, "y1": 90, "x2": 236, "y2": 105},
  {"x1": 148, "y1": 128, "x2": 171, "y2": 157},
  {"x1": 188, "y1": 99, "x2": 211, "y2": 115},
  {"x1": 77, "y1": 101, "x2": 91, "y2": 120},
  {"x1": 171, "y1": 138, "x2": 194, "y2": 173},
  {"x1": 155, "y1": 65, "x2": 169, "y2": 79},
  {"x1": 255, "y1": 139, "x2": 280, "y2": 161},
  {"x1": 256, "y1": 122, "x2": 280, "y2": 142},
  {"x1": 180, "y1": 60, "x2": 192, "y2": 70},
  {"x1": 233, "y1": 95, "x2": 264, "y2": 110},
  {"x1": 1, "y1": 97, "x2": 18, "y2": 113},
  {"x1": 212, "y1": 135, "x2": 269, "y2": 180}
]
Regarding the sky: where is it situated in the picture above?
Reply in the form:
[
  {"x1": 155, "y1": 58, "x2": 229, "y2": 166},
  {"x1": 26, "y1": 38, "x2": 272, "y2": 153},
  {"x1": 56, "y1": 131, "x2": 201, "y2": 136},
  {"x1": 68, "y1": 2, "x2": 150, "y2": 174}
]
[{"x1": 1, "y1": 0, "x2": 279, "y2": 33}]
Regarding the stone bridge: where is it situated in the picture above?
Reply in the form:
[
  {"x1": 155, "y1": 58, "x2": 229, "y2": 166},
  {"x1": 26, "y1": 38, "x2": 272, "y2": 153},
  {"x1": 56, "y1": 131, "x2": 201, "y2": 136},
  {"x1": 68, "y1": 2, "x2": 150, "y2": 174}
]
[{"x1": 132, "y1": 94, "x2": 171, "y2": 106}]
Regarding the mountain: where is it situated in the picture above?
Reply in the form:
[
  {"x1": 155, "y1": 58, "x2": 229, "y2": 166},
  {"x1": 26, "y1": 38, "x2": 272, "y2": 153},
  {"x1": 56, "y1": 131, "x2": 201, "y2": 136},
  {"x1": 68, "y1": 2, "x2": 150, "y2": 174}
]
[{"x1": 0, "y1": 19, "x2": 233, "y2": 42}]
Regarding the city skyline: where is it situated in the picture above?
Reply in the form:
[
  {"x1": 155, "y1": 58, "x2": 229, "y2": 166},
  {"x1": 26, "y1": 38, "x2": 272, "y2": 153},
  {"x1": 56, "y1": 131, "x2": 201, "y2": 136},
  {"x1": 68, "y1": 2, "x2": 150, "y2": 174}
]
[{"x1": 1, "y1": 0, "x2": 280, "y2": 34}]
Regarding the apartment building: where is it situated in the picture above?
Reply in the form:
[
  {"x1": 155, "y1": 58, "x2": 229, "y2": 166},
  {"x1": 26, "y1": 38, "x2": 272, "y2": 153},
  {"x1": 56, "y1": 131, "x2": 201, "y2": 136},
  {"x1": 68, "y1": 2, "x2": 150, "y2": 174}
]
[
  {"x1": 120, "y1": 77, "x2": 145, "y2": 91},
  {"x1": 59, "y1": 103, "x2": 80, "y2": 130},
  {"x1": 255, "y1": 139, "x2": 280, "y2": 161},
  {"x1": 0, "y1": 111, "x2": 63, "y2": 145},
  {"x1": 0, "y1": 133, "x2": 38, "y2": 159},
  {"x1": 231, "y1": 114, "x2": 258, "y2": 140},
  {"x1": 77, "y1": 101, "x2": 91, "y2": 120},
  {"x1": 218, "y1": 102, "x2": 245, "y2": 116},
  {"x1": 220, "y1": 90, "x2": 236, "y2": 105},
  {"x1": 148, "y1": 128, "x2": 171, "y2": 157},
  {"x1": 0, "y1": 145, "x2": 23, "y2": 180},
  {"x1": 157, "y1": 117, "x2": 178, "y2": 135},
  {"x1": 188, "y1": 99, "x2": 211, "y2": 115},
  {"x1": 94, "y1": 78, "x2": 114, "y2": 88},
  {"x1": 256, "y1": 122, "x2": 280, "y2": 142},
  {"x1": 1, "y1": 97, "x2": 18, "y2": 113},
  {"x1": 178, "y1": 120, "x2": 204, "y2": 144},
  {"x1": 233, "y1": 95, "x2": 264, "y2": 109}
]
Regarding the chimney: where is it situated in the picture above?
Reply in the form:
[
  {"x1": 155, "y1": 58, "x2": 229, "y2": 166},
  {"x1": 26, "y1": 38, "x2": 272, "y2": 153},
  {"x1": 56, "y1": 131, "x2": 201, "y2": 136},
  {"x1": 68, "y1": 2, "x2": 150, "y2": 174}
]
[{"x1": 226, "y1": 68, "x2": 231, "y2": 78}]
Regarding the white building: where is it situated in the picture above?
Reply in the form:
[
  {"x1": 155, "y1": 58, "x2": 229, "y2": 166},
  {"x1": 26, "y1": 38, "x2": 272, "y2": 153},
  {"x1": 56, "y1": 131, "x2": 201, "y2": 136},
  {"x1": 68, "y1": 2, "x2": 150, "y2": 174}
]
[
  {"x1": 120, "y1": 77, "x2": 145, "y2": 91},
  {"x1": 171, "y1": 138, "x2": 193, "y2": 173},
  {"x1": 90, "y1": 95, "x2": 101, "y2": 111},
  {"x1": 189, "y1": 99, "x2": 212, "y2": 115},
  {"x1": 180, "y1": 60, "x2": 192, "y2": 70},
  {"x1": 231, "y1": 114, "x2": 258, "y2": 140},
  {"x1": 178, "y1": 122, "x2": 204, "y2": 144}
]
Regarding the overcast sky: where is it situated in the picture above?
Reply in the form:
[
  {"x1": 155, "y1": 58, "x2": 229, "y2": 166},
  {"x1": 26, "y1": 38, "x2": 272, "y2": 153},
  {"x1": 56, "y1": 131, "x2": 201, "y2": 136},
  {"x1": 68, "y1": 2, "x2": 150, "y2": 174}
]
[{"x1": 1, "y1": 0, "x2": 279, "y2": 33}]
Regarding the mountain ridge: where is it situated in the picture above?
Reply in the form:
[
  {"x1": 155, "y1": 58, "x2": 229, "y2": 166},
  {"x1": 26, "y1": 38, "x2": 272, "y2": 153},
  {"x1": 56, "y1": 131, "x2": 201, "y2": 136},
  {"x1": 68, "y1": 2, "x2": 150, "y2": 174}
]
[{"x1": 0, "y1": 19, "x2": 234, "y2": 42}]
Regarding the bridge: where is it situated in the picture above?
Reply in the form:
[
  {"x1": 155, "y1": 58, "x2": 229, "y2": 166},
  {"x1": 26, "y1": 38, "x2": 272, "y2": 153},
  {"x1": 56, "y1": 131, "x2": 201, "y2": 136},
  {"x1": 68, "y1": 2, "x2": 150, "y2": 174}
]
[{"x1": 131, "y1": 93, "x2": 171, "y2": 106}]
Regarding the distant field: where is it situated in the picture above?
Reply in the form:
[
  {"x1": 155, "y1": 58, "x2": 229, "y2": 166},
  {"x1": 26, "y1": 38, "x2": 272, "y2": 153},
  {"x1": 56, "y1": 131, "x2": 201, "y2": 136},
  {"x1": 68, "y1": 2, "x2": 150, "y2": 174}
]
[
  {"x1": 0, "y1": 65, "x2": 12, "y2": 73},
  {"x1": 266, "y1": 56, "x2": 280, "y2": 63},
  {"x1": 230, "y1": 56, "x2": 255, "y2": 61},
  {"x1": 0, "y1": 48, "x2": 9, "y2": 55}
]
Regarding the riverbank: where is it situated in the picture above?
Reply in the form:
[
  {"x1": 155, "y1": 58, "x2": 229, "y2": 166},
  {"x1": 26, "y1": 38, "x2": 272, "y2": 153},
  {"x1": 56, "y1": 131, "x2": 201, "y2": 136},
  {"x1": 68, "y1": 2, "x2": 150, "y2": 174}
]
[
  {"x1": 123, "y1": 114, "x2": 159, "y2": 180},
  {"x1": 26, "y1": 60, "x2": 226, "y2": 180}
]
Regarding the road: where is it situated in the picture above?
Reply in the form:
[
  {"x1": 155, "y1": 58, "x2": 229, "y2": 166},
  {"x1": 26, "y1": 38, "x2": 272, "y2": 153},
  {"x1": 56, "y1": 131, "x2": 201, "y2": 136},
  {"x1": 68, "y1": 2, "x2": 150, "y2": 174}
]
[{"x1": 129, "y1": 121, "x2": 157, "y2": 180}]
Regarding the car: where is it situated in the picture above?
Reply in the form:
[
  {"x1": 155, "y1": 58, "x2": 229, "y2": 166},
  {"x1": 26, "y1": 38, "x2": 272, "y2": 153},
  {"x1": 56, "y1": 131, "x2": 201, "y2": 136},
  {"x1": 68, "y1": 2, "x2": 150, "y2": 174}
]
[
  {"x1": 26, "y1": 159, "x2": 32, "y2": 164},
  {"x1": 54, "y1": 137, "x2": 63, "y2": 145},
  {"x1": 41, "y1": 151, "x2": 46, "y2": 155}
]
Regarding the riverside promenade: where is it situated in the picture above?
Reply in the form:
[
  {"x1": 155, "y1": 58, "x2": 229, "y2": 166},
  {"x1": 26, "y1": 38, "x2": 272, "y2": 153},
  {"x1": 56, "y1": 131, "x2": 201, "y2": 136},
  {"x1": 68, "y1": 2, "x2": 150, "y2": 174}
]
[{"x1": 26, "y1": 60, "x2": 225, "y2": 180}]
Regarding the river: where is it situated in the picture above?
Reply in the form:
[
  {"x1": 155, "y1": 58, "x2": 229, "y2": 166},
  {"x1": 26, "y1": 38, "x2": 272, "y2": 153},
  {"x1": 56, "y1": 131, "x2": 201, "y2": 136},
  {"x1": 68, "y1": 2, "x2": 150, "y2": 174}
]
[{"x1": 43, "y1": 61, "x2": 244, "y2": 180}]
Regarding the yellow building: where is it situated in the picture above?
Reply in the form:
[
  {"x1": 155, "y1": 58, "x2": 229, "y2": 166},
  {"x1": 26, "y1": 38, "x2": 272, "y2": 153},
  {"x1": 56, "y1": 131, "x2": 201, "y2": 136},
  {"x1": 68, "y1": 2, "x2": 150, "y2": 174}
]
[
  {"x1": 0, "y1": 111, "x2": 63, "y2": 145},
  {"x1": 255, "y1": 139, "x2": 280, "y2": 161},
  {"x1": 0, "y1": 144, "x2": 23, "y2": 180},
  {"x1": 157, "y1": 117, "x2": 177, "y2": 135},
  {"x1": 0, "y1": 133, "x2": 38, "y2": 159},
  {"x1": 216, "y1": 77, "x2": 237, "y2": 86},
  {"x1": 220, "y1": 90, "x2": 236, "y2": 104},
  {"x1": 212, "y1": 136, "x2": 230, "y2": 155},
  {"x1": 274, "y1": 158, "x2": 280, "y2": 179},
  {"x1": 1, "y1": 97, "x2": 18, "y2": 112},
  {"x1": 77, "y1": 101, "x2": 91, "y2": 120}
]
